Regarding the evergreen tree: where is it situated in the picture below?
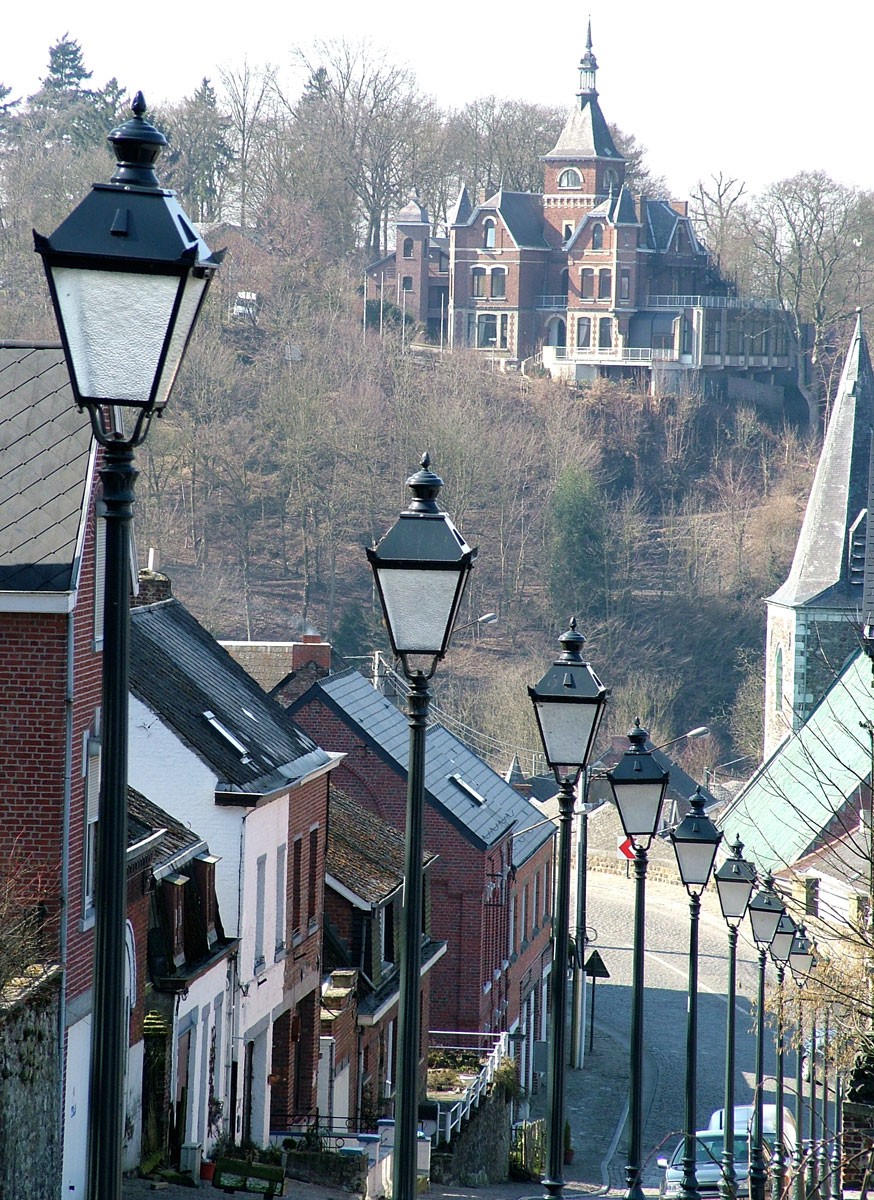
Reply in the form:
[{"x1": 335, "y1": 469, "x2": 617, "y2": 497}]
[{"x1": 41, "y1": 33, "x2": 93, "y2": 91}]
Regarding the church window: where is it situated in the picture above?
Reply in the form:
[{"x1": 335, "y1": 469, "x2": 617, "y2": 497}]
[
  {"x1": 591, "y1": 223, "x2": 603, "y2": 251},
  {"x1": 576, "y1": 317, "x2": 591, "y2": 349},
  {"x1": 774, "y1": 646, "x2": 784, "y2": 712},
  {"x1": 483, "y1": 219, "x2": 496, "y2": 249},
  {"x1": 401, "y1": 276, "x2": 413, "y2": 292},
  {"x1": 619, "y1": 270, "x2": 630, "y2": 301},
  {"x1": 477, "y1": 313, "x2": 497, "y2": 348},
  {"x1": 472, "y1": 268, "x2": 486, "y2": 297},
  {"x1": 490, "y1": 269, "x2": 506, "y2": 299},
  {"x1": 402, "y1": 236, "x2": 414, "y2": 258},
  {"x1": 598, "y1": 269, "x2": 612, "y2": 300},
  {"x1": 598, "y1": 317, "x2": 613, "y2": 348},
  {"x1": 581, "y1": 269, "x2": 594, "y2": 299},
  {"x1": 558, "y1": 168, "x2": 581, "y2": 189}
]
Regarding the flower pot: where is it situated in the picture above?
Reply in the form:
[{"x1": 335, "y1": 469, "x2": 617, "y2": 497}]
[{"x1": 199, "y1": 1160, "x2": 216, "y2": 1182}]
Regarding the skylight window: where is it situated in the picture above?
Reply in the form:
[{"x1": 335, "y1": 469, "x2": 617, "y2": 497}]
[
  {"x1": 202, "y1": 710, "x2": 252, "y2": 762},
  {"x1": 449, "y1": 773, "x2": 487, "y2": 806}
]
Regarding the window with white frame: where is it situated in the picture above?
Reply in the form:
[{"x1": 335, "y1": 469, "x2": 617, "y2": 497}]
[
  {"x1": 591, "y1": 223, "x2": 604, "y2": 251},
  {"x1": 472, "y1": 267, "x2": 486, "y2": 297},
  {"x1": 558, "y1": 168, "x2": 581, "y2": 189},
  {"x1": 483, "y1": 219, "x2": 496, "y2": 249},
  {"x1": 490, "y1": 268, "x2": 506, "y2": 299}
]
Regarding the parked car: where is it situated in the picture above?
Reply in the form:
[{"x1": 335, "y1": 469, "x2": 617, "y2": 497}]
[
  {"x1": 658, "y1": 1130, "x2": 765, "y2": 1199},
  {"x1": 708, "y1": 1105, "x2": 798, "y2": 1149}
]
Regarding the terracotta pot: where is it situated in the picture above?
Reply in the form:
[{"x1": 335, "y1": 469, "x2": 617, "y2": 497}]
[{"x1": 199, "y1": 1160, "x2": 216, "y2": 1182}]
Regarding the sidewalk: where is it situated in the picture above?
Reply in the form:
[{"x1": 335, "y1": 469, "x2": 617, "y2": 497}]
[{"x1": 123, "y1": 1020, "x2": 637, "y2": 1200}]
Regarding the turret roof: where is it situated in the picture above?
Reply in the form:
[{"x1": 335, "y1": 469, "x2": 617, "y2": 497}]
[{"x1": 544, "y1": 34, "x2": 622, "y2": 162}]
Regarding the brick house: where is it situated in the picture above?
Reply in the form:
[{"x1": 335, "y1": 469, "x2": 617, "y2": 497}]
[
  {"x1": 366, "y1": 29, "x2": 796, "y2": 400},
  {"x1": 321, "y1": 788, "x2": 445, "y2": 1129},
  {"x1": 127, "y1": 579, "x2": 340, "y2": 1147},
  {"x1": 0, "y1": 343, "x2": 159, "y2": 1195},
  {"x1": 288, "y1": 668, "x2": 555, "y2": 1092}
]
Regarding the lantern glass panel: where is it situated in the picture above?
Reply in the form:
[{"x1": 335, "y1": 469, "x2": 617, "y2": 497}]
[
  {"x1": 376, "y1": 567, "x2": 461, "y2": 654},
  {"x1": 532, "y1": 698, "x2": 600, "y2": 774},
  {"x1": 674, "y1": 840, "x2": 718, "y2": 888},
  {"x1": 154, "y1": 270, "x2": 209, "y2": 407},
  {"x1": 748, "y1": 899, "x2": 782, "y2": 946},
  {"x1": 771, "y1": 926, "x2": 795, "y2": 962},
  {"x1": 716, "y1": 875, "x2": 755, "y2": 922},
  {"x1": 51, "y1": 267, "x2": 182, "y2": 405},
  {"x1": 613, "y1": 781, "x2": 665, "y2": 838}
]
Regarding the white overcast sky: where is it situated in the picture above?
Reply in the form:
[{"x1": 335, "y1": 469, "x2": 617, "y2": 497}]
[{"x1": 5, "y1": 0, "x2": 872, "y2": 197}]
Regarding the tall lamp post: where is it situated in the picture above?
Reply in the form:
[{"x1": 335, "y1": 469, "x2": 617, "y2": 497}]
[
  {"x1": 367, "y1": 454, "x2": 476, "y2": 1200},
  {"x1": 789, "y1": 926, "x2": 815, "y2": 1200},
  {"x1": 529, "y1": 620, "x2": 609, "y2": 1198},
  {"x1": 747, "y1": 874, "x2": 786, "y2": 1200},
  {"x1": 769, "y1": 912, "x2": 798, "y2": 1200},
  {"x1": 34, "y1": 94, "x2": 221, "y2": 1200},
  {"x1": 714, "y1": 837, "x2": 758, "y2": 1200},
  {"x1": 607, "y1": 720, "x2": 670, "y2": 1200},
  {"x1": 671, "y1": 788, "x2": 723, "y2": 1200}
]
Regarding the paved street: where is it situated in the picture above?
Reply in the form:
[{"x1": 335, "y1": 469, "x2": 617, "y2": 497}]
[{"x1": 124, "y1": 870, "x2": 803, "y2": 1200}]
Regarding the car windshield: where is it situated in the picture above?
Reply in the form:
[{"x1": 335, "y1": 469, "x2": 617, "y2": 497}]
[{"x1": 670, "y1": 1135, "x2": 751, "y2": 1166}]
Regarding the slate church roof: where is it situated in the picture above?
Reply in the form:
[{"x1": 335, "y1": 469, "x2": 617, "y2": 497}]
[
  {"x1": 0, "y1": 343, "x2": 94, "y2": 596},
  {"x1": 768, "y1": 314, "x2": 874, "y2": 610},
  {"x1": 130, "y1": 597, "x2": 333, "y2": 800}
]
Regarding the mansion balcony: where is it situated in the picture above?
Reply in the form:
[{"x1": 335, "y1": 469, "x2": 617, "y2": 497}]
[
  {"x1": 540, "y1": 344, "x2": 793, "y2": 373},
  {"x1": 646, "y1": 294, "x2": 782, "y2": 311}
]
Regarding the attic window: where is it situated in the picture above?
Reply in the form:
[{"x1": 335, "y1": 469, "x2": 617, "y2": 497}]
[
  {"x1": 483, "y1": 219, "x2": 496, "y2": 249},
  {"x1": 449, "y1": 772, "x2": 487, "y2": 805},
  {"x1": 202, "y1": 710, "x2": 252, "y2": 762}
]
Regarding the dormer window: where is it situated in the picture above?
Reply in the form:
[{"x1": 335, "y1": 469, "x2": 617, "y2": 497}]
[
  {"x1": 483, "y1": 219, "x2": 496, "y2": 249},
  {"x1": 591, "y1": 223, "x2": 603, "y2": 251},
  {"x1": 202, "y1": 711, "x2": 252, "y2": 764},
  {"x1": 558, "y1": 168, "x2": 581, "y2": 189},
  {"x1": 163, "y1": 874, "x2": 187, "y2": 968}
]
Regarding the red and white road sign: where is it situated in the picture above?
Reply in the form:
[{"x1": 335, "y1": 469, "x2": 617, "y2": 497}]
[{"x1": 617, "y1": 836, "x2": 634, "y2": 861}]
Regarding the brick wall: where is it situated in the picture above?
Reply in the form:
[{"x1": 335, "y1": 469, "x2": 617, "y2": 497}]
[
  {"x1": 841, "y1": 1100, "x2": 873, "y2": 1187},
  {"x1": 292, "y1": 695, "x2": 493, "y2": 1032}
]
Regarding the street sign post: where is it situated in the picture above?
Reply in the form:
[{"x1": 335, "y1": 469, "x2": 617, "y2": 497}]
[{"x1": 584, "y1": 950, "x2": 610, "y2": 1052}]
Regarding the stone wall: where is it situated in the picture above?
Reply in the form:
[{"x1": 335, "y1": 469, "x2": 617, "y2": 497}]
[
  {"x1": 0, "y1": 969, "x2": 61, "y2": 1200},
  {"x1": 430, "y1": 1086, "x2": 512, "y2": 1187}
]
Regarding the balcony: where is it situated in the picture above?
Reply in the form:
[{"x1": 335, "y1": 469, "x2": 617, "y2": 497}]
[
  {"x1": 646, "y1": 294, "x2": 782, "y2": 311},
  {"x1": 543, "y1": 345, "x2": 681, "y2": 366},
  {"x1": 535, "y1": 295, "x2": 568, "y2": 310}
]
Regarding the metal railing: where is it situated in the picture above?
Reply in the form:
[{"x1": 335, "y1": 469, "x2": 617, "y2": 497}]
[
  {"x1": 646, "y1": 294, "x2": 782, "y2": 311},
  {"x1": 431, "y1": 1031, "x2": 510, "y2": 1145},
  {"x1": 535, "y1": 295, "x2": 568, "y2": 309},
  {"x1": 544, "y1": 345, "x2": 680, "y2": 363}
]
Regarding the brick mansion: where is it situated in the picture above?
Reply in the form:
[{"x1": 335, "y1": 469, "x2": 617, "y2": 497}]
[{"x1": 366, "y1": 28, "x2": 796, "y2": 402}]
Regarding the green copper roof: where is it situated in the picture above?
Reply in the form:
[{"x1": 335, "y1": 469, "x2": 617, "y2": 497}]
[{"x1": 719, "y1": 649, "x2": 871, "y2": 872}]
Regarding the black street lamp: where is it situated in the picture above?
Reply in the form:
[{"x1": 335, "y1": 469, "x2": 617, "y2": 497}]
[
  {"x1": 747, "y1": 874, "x2": 785, "y2": 1200},
  {"x1": 769, "y1": 913, "x2": 797, "y2": 1200},
  {"x1": 529, "y1": 620, "x2": 608, "y2": 1198},
  {"x1": 714, "y1": 837, "x2": 757, "y2": 1200},
  {"x1": 367, "y1": 455, "x2": 475, "y2": 1200},
  {"x1": 607, "y1": 720, "x2": 670, "y2": 1200},
  {"x1": 671, "y1": 789, "x2": 723, "y2": 1200},
  {"x1": 789, "y1": 926, "x2": 814, "y2": 1200},
  {"x1": 34, "y1": 94, "x2": 221, "y2": 1200}
]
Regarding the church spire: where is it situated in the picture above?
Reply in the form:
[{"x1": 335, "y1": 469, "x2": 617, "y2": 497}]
[{"x1": 578, "y1": 20, "x2": 598, "y2": 102}]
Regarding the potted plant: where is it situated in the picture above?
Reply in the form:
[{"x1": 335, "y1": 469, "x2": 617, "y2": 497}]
[{"x1": 564, "y1": 1119, "x2": 574, "y2": 1165}]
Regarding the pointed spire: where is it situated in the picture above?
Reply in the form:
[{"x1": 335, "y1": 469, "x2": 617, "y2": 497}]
[
  {"x1": 769, "y1": 311, "x2": 874, "y2": 608},
  {"x1": 578, "y1": 20, "x2": 598, "y2": 100}
]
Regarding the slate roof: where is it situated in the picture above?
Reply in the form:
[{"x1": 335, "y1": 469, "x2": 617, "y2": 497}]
[
  {"x1": 470, "y1": 191, "x2": 549, "y2": 251},
  {"x1": 449, "y1": 186, "x2": 473, "y2": 227},
  {"x1": 770, "y1": 314, "x2": 874, "y2": 610},
  {"x1": 544, "y1": 94, "x2": 622, "y2": 161},
  {"x1": 128, "y1": 786, "x2": 204, "y2": 868},
  {"x1": 717, "y1": 649, "x2": 870, "y2": 873},
  {"x1": 0, "y1": 343, "x2": 94, "y2": 593},
  {"x1": 327, "y1": 788, "x2": 435, "y2": 906},
  {"x1": 130, "y1": 597, "x2": 332, "y2": 797},
  {"x1": 292, "y1": 669, "x2": 554, "y2": 865}
]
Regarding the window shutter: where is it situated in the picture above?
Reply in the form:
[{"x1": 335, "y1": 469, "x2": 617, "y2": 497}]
[{"x1": 86, "y1": 738, "x2": 102, "y2": 823}]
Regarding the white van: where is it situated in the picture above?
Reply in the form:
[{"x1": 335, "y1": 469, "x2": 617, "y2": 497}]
[{"x1": 709, "y1": 1105, "x2": 797, "y2": 1145}]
